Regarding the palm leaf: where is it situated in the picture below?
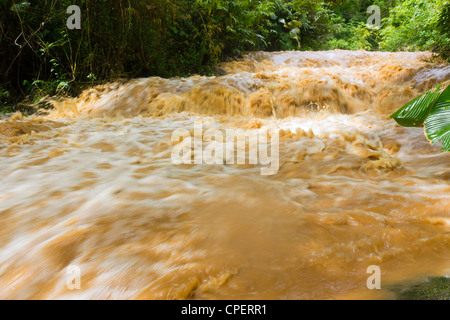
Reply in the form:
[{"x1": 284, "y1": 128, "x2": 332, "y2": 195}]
[
  {"x1": 424, "y1": 85, "x2": 450, "y2": 151},
  {"x1": 390, "y1": 84, "x2": 442, "y2": 127}
]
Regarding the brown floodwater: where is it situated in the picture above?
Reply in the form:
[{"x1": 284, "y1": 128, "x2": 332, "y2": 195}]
[{"x1": 0, "y1": 50, "x2": 449, "y2": 299}]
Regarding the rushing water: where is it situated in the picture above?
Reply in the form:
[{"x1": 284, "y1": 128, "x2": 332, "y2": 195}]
[{"x1": 0, "y1": 50, "x2": 449, "y2": 299}]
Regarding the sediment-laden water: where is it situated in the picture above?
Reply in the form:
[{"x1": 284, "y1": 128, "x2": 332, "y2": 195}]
[{"x1": 0, "y1": 50, "x2": 449, "y2": 299}]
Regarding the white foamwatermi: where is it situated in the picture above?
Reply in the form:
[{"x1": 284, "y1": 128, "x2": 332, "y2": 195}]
[{"x1": 171, "y1": 120, "x2": 279, "y2": 175}]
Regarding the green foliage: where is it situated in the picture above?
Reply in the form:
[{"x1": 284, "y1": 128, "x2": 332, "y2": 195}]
[
  {"x1": 436, "y1": 1, "x2": 450, "y2": 60},
  {"x1": 424, "y1": 85, "x2": 450, "y2": 151},
  {"x1": 324, "y1": 18, "x2": 380, "y2": 50},
  {"x1": 0, "y1": 88, "x2": 13, "y2": 114},
  {"x1": 379, "y1": 0, "x2": 450, "y2": 52},
  {"x1": 323, "y1": 0, "x2": 393, "y2": 51},
  {"x1": 390, "y1": 84, "x2": 444, "y2": 127},
  {"x1": 391, "y1": 84, "x2": 450, "y2": 151},
  {"x1": 0, "y1": 0, "x2": 335, "y2": 102}
]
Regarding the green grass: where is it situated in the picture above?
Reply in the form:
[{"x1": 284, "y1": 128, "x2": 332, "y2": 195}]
[{"x1": 394, "y1": 277, "x2": 450, "y2": 300}]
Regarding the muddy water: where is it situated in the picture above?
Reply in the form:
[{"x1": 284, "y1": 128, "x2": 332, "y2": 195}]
[{"x1": 0, "y1": 51, "x2": 449, "y2": 299}]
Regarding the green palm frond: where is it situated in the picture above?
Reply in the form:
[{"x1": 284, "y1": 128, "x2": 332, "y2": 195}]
[
  {"x1": 424, "y1": 85, "x2": 450, "y2": 151},
  {"x1": 390, "y1": 84, "x2": 442, "y2": 127},
  {"x1": 391, "y1": 83, "x2": 450, "y2": 151}
]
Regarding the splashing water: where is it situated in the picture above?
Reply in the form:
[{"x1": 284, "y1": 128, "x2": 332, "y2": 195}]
[{"x1": 0, "y1": 50, "x2": 449, "y2": 299}]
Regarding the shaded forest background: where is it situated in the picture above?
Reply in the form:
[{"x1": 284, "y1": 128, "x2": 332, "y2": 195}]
[{"x1": 0, "y1": 0, "x2": 449, "y2": 112}]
